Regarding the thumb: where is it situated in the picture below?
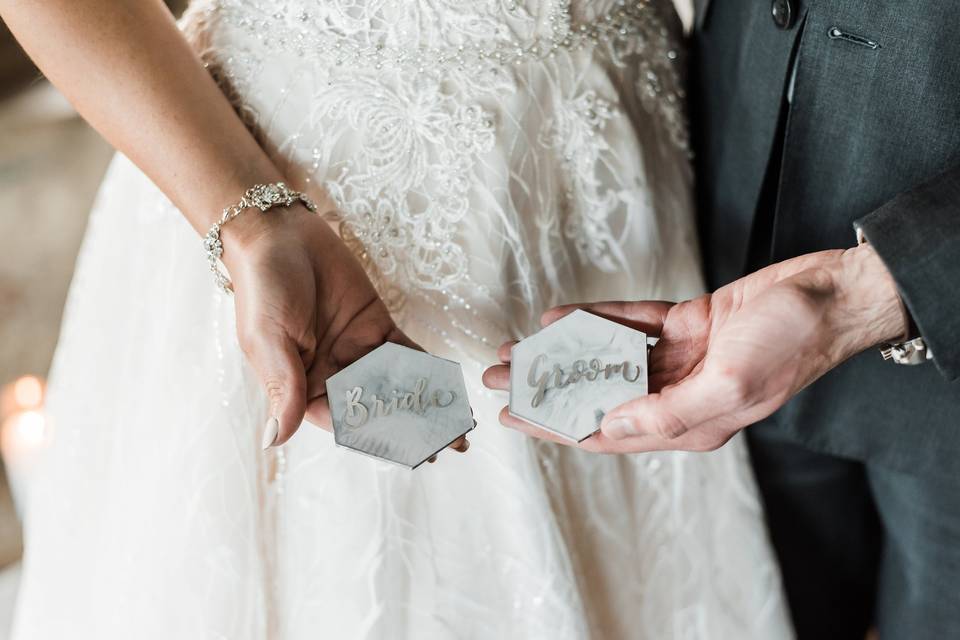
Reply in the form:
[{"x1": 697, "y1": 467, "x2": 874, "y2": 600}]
[
  {"x1": 249, "y1": 332, "x2": 308, "y2": 449},
  {"x1": 600, "y1": 371, "x2": 724, "y2": 442}
]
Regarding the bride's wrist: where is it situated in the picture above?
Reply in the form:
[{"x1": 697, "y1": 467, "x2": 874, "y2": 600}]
[
  {"x1": 220, "y1": 198, "x2": 346, "y2": 278},
  {"x1": 219, "y1": 201, "x2": 313, "y2": 261},
  {"x1": 202, "y1": 179, "x2": 348, "y2": 292}
]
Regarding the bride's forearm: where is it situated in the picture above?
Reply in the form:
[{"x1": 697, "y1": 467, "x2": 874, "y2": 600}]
[{"x1": 0, "y1": 0, "x2": 285, "y2": 236}]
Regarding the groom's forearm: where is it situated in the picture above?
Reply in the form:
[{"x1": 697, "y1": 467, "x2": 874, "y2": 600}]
[{"x1": 853, "y1": 164, "x2": 960, "y2": 381}]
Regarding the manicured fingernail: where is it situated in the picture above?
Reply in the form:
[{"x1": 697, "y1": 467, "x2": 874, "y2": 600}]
[
  {"x1": 605, "y1": 417, "x2": 635, "y2": 439},
  {"x1": 261, "y1": 416, "x2": 279, "y2": 450}
]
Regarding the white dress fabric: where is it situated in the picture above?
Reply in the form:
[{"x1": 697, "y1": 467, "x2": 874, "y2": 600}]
[{"x1": 13, "y1": 1, "x2": 793, "y2": 638}]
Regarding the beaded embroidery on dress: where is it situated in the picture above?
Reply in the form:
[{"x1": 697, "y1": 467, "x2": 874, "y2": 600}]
[{"x1": 12, "y1": 1, "x2": 793, "y2": 639}]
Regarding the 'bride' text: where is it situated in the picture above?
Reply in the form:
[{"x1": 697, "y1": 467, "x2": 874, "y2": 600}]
[{"x1": 344, "y1": 378, "x2": 457, "y2": 427}]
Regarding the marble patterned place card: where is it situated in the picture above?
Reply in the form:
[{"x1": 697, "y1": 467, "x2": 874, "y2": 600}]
[
  {"x1": 325, "y1": 342, "x2": 474, "y2": 469},
  {"x1": 509, "y1": 309, "x2": 648, "y2": 442}
]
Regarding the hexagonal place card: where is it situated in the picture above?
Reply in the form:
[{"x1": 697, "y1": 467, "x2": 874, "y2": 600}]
[
  {"x1": 510, "y1": 309, "x2": 648, "y2": 442},
  {"x1": 325, "y1": 342, "x2": 474, "y2": 469}
]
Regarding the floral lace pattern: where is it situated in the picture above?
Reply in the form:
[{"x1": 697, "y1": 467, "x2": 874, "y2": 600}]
[
  {"x1": 540, "y1": 90, "x2": 626, "y2": 271},
  {"x1": 320, "y1": 77, "x2": 496, "y2": 291},
  {"x1": 185, "y1": 0, "x2": 690, "y2": 319}
]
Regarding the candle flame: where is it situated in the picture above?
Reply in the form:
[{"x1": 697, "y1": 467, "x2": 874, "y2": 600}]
[
  {"x1": 1, "y1": 375, "x2": 49, "y2": 458},
  {"x1": 13, "y1": 375, "x2": 44, "y2": 410},
  {"x1": 4, "y1": 410, "x2": 46, "y2": 449}
]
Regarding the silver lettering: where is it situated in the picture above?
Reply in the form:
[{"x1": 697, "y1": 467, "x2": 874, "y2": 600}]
[
  {"x1": 342, "y1": 378, "x2": 457, "y2": 427},
  {"x1": 525, "y1": 355, "x2": 644, "y2": 409},
  {"x1": 344, "y1": 387, "x2": 369, "y2": 427}
]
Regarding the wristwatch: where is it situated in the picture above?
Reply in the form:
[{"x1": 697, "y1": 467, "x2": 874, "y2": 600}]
[
  {"x1": 880, "y1": 337, "x2": 934, "y2": 366},
  {"x1": 854, "y1": 227, "x2": 934, "y2": 366}
]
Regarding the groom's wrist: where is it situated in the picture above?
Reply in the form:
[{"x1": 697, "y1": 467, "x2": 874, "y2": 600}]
[{"x1": 826, "y1": 243, "x2": 909, "y2": 355}]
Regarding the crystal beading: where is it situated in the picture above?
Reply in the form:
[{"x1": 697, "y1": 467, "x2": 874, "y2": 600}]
[
  {"x1": 210, "y1": 1, "x2": 668, "y2": 76},
  {"x1": 204, "y1": 0, "x2": 689, "y2": 151},
  {"x1": 183, "y1": 0, "x2": 692, "y2": 336}
]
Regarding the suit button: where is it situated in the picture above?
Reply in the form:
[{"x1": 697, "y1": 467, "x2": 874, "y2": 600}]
[{"x1": 771, "y1": 0, "x2": 795, "y2": 30}]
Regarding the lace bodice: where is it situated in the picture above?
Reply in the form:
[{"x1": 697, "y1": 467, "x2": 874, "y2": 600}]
[
  {"x1": 182, "y1": 0, "x2": 696, "y2": 362},
  {"x1": 196, "y1": 0, "x2": 689, "y2": 147}
]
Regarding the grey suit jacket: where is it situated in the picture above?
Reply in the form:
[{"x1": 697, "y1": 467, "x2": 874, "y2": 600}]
[{"x1": 691, "y1": 0, "x2": 960, "y2": 475}]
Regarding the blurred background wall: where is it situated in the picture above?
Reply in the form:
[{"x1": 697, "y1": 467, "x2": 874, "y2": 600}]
[{"x1": 0, "y1": 4, "x2": 186, "y2": 636}]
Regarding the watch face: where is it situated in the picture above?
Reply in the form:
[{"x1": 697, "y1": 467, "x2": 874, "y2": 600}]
[
  {"x1": 325, "y1": 343, "x2": 474, "y2": 468},
  {"x1": 509, "y1": 310, "x2": 648, "y2": 442}
]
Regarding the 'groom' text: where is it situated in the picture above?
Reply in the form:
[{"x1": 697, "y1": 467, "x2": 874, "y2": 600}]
[{"x1": 527, "y1": 354, "x2": 643, "y2": 408}]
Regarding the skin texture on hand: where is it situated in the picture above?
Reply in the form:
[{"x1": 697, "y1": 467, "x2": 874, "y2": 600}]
[
  {"x1": 483, "y1": 244, "x2": 907, "y2": 454},
  {"x1": 225, "y1": 200, "x2": 471, "y2": 452},
  {"x1": 235, "y1": 212, "x2": 471, "y2": 452}
]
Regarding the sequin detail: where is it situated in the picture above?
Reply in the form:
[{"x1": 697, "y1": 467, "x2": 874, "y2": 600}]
[{"x1": 181, "y1": 0, "x2": 691, "y2": 335}]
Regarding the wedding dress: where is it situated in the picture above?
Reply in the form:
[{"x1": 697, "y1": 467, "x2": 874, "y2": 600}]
[{"x1": 12, "y1": 1, "x2": 793, "y2": 638}]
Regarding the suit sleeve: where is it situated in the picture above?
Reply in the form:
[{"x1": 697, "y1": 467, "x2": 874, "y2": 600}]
[{"x1": 854, "y1": 164, "x2": 960, "y2": 381}]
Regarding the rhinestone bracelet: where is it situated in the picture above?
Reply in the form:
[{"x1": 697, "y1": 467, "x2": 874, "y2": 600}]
[{"x1": 203, "y1": 182, "x2": 317, "y2": 293}]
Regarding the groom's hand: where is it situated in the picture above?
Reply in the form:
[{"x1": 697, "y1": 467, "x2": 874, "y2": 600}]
[{"x1": 482, "y1": 244, "x2": 908, "y2": 453}]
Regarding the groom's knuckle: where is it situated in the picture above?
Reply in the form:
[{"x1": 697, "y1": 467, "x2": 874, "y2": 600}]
[
  {"x1": 716, "y1": 369, "x2": 752, "y2": 405},
  {"x1": 653, "y1": 412, "x2": 687, "y2": 440}
]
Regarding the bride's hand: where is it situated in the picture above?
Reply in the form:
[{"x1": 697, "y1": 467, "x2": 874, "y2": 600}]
[{"x1": 223, "y1": 200, "x2": 470, "y2": 452}]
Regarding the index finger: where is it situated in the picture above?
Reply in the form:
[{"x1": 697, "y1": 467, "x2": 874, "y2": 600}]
[{"x1": 541, "y1": 301, "x2": 674, "y2": 336}]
